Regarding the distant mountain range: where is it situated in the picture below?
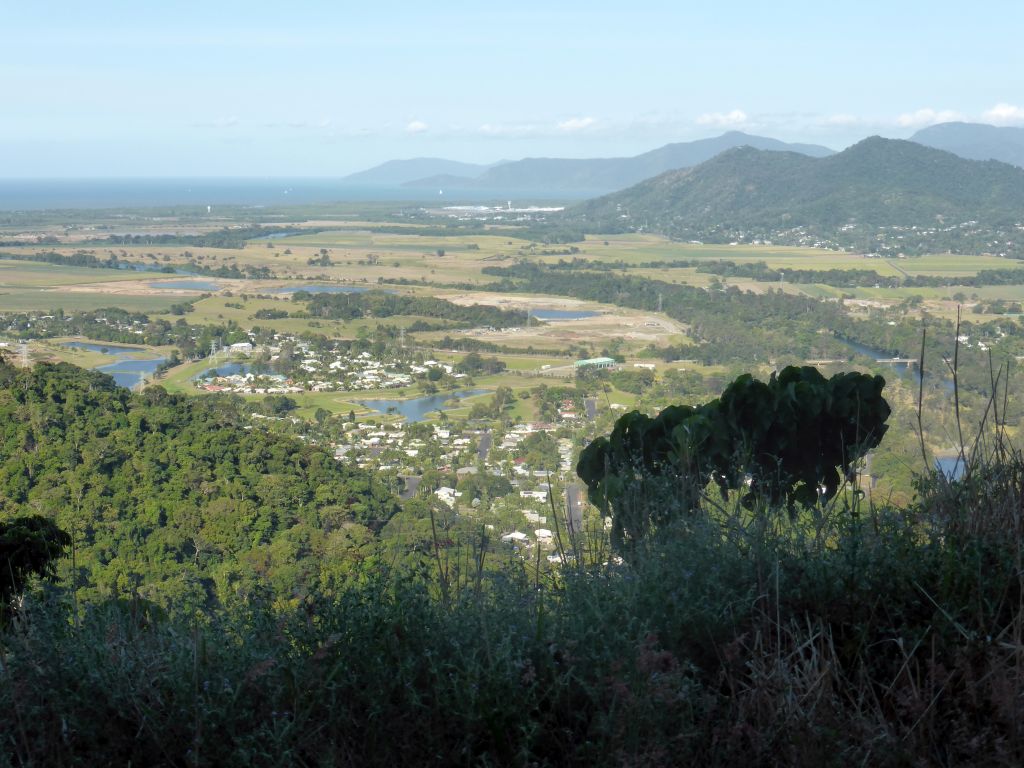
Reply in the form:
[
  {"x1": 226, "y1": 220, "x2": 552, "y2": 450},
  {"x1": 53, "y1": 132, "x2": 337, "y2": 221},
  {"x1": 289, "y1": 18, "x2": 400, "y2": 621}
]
[
  {"x1": 342, "y1": 132, "x2": 834, "y2": 194},
  {"x1": 340, "y1": 124, "x2": 1024, "y2": 206},
  {"x1": 570, "y1": 138, "x2": 1024, "y2": 254},
  {"x1": 910, "y1": 122, "x2": 1024, "y2": 168},
  {"x1": 339, "y1": 158, "x2": 499, "y2": 186}
]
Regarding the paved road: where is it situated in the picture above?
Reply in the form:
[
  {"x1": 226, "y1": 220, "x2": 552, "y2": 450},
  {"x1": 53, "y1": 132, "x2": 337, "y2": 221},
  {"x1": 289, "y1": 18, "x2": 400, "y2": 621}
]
[
  {"x1": 565, "y1": 483, "x2": 583, "y2": 536},
  {"x1": 399, "y1": 475, "x2": 421, "y2": 500},
  {"x1": 477, "y1": 430, "x2": 492, "y2": 463},
  {"x1": 584, "y1": 398, "x2": 597, "y2": 420}
]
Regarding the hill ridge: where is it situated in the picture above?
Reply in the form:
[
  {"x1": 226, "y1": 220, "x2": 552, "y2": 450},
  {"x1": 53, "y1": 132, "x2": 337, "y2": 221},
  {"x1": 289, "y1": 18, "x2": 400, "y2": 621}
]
[{"x1": 571, "y1": 137, "x2": 1024, "y2": 256}]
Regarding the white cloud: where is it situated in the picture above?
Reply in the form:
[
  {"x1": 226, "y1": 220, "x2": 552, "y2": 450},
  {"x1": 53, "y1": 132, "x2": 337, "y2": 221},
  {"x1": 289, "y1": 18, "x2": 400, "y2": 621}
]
[
  {"x1": 405, "y1": 120, "x2": 429, "y2": 134},
  {"x1": 556, "y1": 116, "x2": 597, "y2": 132},
  {"x1": 895, "y1": 108, "x2": 963, "y2": 129},
  {"x1": 983, "y1": 103, "x2": 1024, "y2": 126},
  {"x1": 695, "y1": 109, "x2": 748, "y2": 128}
]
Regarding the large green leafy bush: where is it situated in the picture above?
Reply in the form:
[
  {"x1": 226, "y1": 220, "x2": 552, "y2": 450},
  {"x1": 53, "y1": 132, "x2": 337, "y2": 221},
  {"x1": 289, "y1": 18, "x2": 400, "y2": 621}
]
[{"x1": 577, "y1": 366, "x2": 890, "y2": 554}]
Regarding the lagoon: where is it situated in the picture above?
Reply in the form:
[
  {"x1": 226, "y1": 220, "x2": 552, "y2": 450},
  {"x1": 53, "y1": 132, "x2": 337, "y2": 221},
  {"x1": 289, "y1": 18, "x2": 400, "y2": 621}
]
[
  {"x1": 193, "y1": 362, "x2": 259, "y2": 379},
  {"x1": 358, "y1": 389, "x2": 488, "y2": 423},
  {"x1": 62, "y1": 341, "x2": 166, "y2": 389},
  {"x1": 64, "y1": 341, "x2": 148, "y2": 355}
]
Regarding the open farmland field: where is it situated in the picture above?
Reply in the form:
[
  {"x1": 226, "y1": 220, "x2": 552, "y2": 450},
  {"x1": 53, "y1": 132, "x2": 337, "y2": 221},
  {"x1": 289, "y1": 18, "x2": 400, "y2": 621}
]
[
  {"x1": 571, "y1": 233, "x2": 845, "y2": 265},
  {"x1": 0, "y1": 288, "x2": 179, "y2": 313},
  {"x1": 6, "y1": 228, "x2": 1024, "y2": 297},
  {"x1": 0, "y1": 259, "x2": 166, "y2": 287},
  {"x1": 419, "y1": 299, "x2": 689, "y2": 354}
]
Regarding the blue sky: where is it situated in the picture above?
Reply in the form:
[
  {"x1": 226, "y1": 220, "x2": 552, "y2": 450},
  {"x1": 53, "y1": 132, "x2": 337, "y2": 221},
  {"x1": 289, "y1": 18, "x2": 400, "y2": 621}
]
[{"x1": 2, "y1": 0, "x2": 1022, "y2": 177}]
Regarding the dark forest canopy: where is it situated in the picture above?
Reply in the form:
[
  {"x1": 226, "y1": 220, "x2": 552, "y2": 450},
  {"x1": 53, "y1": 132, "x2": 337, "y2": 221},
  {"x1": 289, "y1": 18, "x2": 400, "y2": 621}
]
[
  {"x1": 0, "y1": 360, "x2": 399, "y2": 610},
  {"x1": 88, "y1": 225, "x2": 319, "y2": 249},
  {"x1": 526, "y1": 256, "x2": 1024, "y2": 289},
  {"x1": 298, "y1": 289, "x2": 532, "y2": 328}
]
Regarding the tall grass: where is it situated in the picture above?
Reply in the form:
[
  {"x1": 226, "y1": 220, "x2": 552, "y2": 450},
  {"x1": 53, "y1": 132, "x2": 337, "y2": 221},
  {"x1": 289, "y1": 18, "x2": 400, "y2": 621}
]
[
  {"x1": 3, "y1": 465, "x2": 1023, "y2": 767},
  {"x1": 3, "y1": 370, "x2": 1024, "y2": 765}
]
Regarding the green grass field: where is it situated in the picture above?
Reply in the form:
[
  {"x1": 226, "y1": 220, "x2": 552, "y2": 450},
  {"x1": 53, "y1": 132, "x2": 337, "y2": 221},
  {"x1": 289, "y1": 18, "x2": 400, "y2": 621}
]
[
  {"x1": 6, "y1": 232, "x2": 1024, "y2": 305},
  {"x1": 0, "y1": 260, "x2": 167, "y2": 287},
  {"x1": 0, "y1": 289, "x2": 179, "y2": 313}
]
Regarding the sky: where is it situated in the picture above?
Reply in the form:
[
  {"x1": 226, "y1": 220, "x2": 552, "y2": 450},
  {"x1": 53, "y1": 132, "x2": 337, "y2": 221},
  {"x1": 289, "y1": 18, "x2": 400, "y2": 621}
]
[{"x1": 2, "y1": 0, "x2": 1023, "y2": 177}]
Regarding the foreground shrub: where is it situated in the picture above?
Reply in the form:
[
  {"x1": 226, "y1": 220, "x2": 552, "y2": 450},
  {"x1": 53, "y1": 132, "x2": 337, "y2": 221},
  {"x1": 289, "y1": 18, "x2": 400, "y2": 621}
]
[{"x1": 3, "y1": 461, "x2": 1024, "y2": 767}]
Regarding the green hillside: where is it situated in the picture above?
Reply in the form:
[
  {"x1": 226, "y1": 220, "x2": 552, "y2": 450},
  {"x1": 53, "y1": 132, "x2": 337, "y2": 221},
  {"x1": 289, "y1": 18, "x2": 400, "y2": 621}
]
[
  {"x1": 912, "y1": 121, "x2": 1024, "y2": 168},
  {"x1": 572, "y1": 137, "x2": 1024, "y2": 253},
  {"x1": 0, "y1": 360, "x2": 399, "y2": 609}
]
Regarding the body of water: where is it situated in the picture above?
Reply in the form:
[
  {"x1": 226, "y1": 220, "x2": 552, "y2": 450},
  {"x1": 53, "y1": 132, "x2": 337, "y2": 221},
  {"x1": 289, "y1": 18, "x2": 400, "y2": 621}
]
[
  {"x1": 840, "y1": 338, "x2": 917, "y2": 378},
  {"x1": 64, "y1": 341, "x2": 147, "y2": 355},
  {"x1": 839, "y1": 336, "x2": 956, "y2": 391},
  {"x1": 62, "y1": 341, "x2": 165, "y2": 389},
  {"x1": 359, "y1": 389, "x2": 488, "y2": 422},
  {"x1": 0, "y1": 179, "x2": 576, "y2": 211},
  {"x1": 96, "y1": 357, "x2": 167, "y2": 389},
  {"x1": 148, "y1": 279, "x2": 223, "y2": 291},
  {"x1": 935, "y1": 455, "x2": 966, "y2": 480},
  {"x1": 529, "y1": 309, "x2": 601, "y2": 321},
  {"x1": 193, "y1": 362, "x2": 257, "y2": 379}
]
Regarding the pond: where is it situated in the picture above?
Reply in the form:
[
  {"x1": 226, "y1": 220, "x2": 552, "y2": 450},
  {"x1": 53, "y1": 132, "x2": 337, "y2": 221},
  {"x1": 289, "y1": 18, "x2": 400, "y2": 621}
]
[
  {"x1": 62, "y1": 341, "x2": 166, "y2": 389},
  {"x1": 358, "y1": 389, "x2": 489, "y2": 423},
  {"x1": 63, "y1": 341, "x2": 148, "y2": 355},
  {"x1": 192, "y1": 362, "x2": 259, "y2": 379},
  {"x1": 935, "y1": 455, "x2": 966, "y2": 480},
  {"x1": 148, "y1": 279, "x2": 223, "y2": 291},
  {"x1": 96, "y1": 357, "x2": 168, "y2": 389},
  {"x1": 529, "y1": 309, "x2": 601, "y2": 321}
]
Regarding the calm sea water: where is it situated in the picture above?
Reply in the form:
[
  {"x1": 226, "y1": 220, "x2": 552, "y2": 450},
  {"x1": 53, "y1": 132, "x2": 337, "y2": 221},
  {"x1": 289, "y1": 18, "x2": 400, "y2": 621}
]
[{"x1": 0, "y1": 179, "x2": 572, "y2": 211}]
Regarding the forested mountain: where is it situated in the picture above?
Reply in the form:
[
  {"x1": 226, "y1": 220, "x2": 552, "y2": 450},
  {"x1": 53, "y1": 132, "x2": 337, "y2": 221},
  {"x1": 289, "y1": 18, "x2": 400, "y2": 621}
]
[
  {"x1": 0, "y1": 360, "x2": 399, "y2": 609},
  {"x1": 570, "y1": 137, "x2": 1024, "y2": 253},
  {"x1": 400, "y1": 132, "x2": 834, "y2": 193},
  {"x1": 911, "y1": 122, "x2": 1024, "y2": 168},
  {"x1": 339, "y1": 157, "x2": 496, "y2": 186}
]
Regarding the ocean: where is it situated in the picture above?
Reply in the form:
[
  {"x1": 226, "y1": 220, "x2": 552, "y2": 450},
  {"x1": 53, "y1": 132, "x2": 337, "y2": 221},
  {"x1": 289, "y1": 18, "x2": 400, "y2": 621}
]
[{"x1": 0, "y1": 178, "x2": 575, "y2": 211}]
